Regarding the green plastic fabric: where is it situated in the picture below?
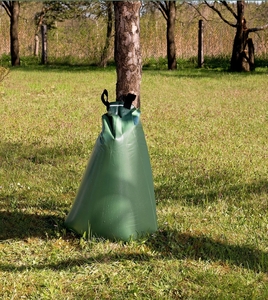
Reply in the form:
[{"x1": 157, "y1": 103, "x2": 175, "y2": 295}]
[{"x1": 65, "y1": 103, "x2": 157, "y2": 241}]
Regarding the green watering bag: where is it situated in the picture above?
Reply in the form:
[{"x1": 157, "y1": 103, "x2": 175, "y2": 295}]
[{"x1": 65, "y1": 91, "x2": 157, "y2": 241}]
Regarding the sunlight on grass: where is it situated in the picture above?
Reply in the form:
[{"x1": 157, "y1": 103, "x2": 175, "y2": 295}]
[{"x1": 0, "y1": 66, "x2": 268, "y2": 299}]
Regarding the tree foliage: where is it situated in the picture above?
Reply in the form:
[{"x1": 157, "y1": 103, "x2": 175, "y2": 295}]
[{"x1": 35, "y1": 1, "x2": 96, "y2": 29}]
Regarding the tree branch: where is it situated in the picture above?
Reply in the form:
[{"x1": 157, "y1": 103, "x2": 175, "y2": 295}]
[
  {"x1": 204, "y1": 0, "x2": 236, "y2": 28},
  {"x1": 2, "y1": 1, "x2": 11, "y2": 18},
  {"x1": 187, "y1": 2, "x2": 209, "y2": 22},
  {"x1": 248, "y1": 23, "x2": 268, "y2": 33},
  {"x1": 220, "y1": 0, "x2": 237, "y2": 20},
  {"x1": 153, "y1": 1, "x2": 168, "y2": 21}
]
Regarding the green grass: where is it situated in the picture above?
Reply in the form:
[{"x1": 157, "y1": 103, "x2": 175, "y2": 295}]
[{"x1": 0, "y1": 64, "x2": 268, "y2": 299}]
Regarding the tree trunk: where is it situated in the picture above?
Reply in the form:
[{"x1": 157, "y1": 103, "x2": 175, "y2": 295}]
[
  {"x1": 230, "y1": 1, "x2": 249, "y2": 72},
  {"x1": 34, "y1": 34, "x2": 39, "y2": 56},
  {"x1": 167, "y1": 1, "x2": 177, "y2": 70},
  {"x1": 34, "y1": 9, "x2": 45, "y2": 57},
  {"x1": 99, "y1": 2, "x2": 113, "y2": 67},
  {"x1": 114, "y1": 1, "x2": 142, "y2": 108},
  {"x1": 10, "y1": 1, "x2": 20, "y2": 66}
]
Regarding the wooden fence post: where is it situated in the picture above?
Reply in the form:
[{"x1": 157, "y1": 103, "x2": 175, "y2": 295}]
[
  {"x1": 41, "y1": 24, "x2": 47, "y2": 64},
  {"x1": 198, "y1": 20, "x2": 204, "y2": 68},
  {"x1": 248, "y1": 38, "x2": 255, "y2": 71}
]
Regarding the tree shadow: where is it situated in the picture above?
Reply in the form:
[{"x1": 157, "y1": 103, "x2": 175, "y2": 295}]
[
  {"x1": 0, "y1": 251, "x2": 152, "y2": 272},
  {"x1": 0, "y1": 141, "x2": 87, "y2": 211},
  {"x1": 146, "y1": 229, "x2": 268, "y2": 273},
  {"x1": 0, "y1": 141, "x2": 90, "y2": 165},
  {"x1": 0, "y1": 211, "x2": 64, "y2": 240},
  {"x1": 154, "y1": 170, "x2": 268, "y2": 207},
  {"x1": 10, "y1": 63, "x2": 115, "y2": 73},
  {"x1": 152, "y1": 68, "x2": 268, "y2": 80},
  {"x1": 5, "y1": 56, "x2": 267, "y2": 74},
  {"x1": 143, "y1": 68, "x2": 226, "y2": 79},
  {"x1": 0, "y1": 227, "x2": 267, "y2": 273},
  {"x1": 142, "y1": 56, "x2": 267, "y2": 74}
]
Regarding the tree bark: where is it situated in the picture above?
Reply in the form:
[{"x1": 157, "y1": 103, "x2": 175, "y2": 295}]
[
  {"x1": 34, "y1": 8, "x2": 45, "y2": 57},
  {"x1": 230, "y1": 1, "x2": 249, "y2": 72},
  {"x1": 114, "y1": 1, "x2": 142, "y2": 108},
  {"x1": 166, "y1": 1, "x2": 177, "y2": 70},
  {"x1": 34, "y1": 34, "x2": 39, "y2": 56},
  {"x1": 10, "y1": 1, "x2": 20, "y2": 66}
]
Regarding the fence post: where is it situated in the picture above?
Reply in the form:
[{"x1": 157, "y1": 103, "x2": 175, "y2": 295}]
[
  {"x1": 41, "y1": 25, "x2": 47, "y2": 64},
  {"x1": 198, "y1": 20, "x2": 204, "y2": 68}
]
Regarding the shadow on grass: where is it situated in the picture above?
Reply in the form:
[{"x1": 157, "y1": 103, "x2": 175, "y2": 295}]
[
  {"x1": 8, "y1": 63, "x2": 115, "y2": 73},
  {"x1": 0, "y1": 228, "x2": 267, "y2": 273},
  {"x1": 0, "y1": 211, "x2": 63, "y2": 240},
  {"x1": 3, "y1": 53, "x2": 267, "y2": 74},
  {"x1": 150, "y1": 68, "x2": 268, "y2": 80},
  {"x1": 0, "y1": 141, "x2": 91, "y2": 165},
  {"x1": 146, "y1": 229, "x2": 268, "y2": 273},
  {"x1": 0, "y1": 252, "x2": 151, "y2": 272},
  {"x1": 7, "y1": 62, "x2": 268, "y2": 81},
  {"x1": 0, "y1": 141, "x2": 85, "y2": 211},
  {"x1": 155, "y1": 172, "x2": 268, "y2": 207}
]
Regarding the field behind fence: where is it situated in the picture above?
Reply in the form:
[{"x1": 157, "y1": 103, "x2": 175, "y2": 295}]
[{"x1": 0, "y1": 3, "x2": 268, "y2": 65}]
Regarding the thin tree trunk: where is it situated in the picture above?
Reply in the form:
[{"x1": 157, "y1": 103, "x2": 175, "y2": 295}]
[
  {"x1": 114, "y1": 1, "x2": 142, "y2": 108},
  {"x1": 167, "y1": 1, "x2": 176, "y2": 70},
  {"x1": 10, "y1": 1, "x2": 20, "y2": 66},
  {"x1": 34, "y1": 9, "x2": 45, "y2": 57},
  {"x1": 34, "y1": 34, "x2": 39, "y2": 56},
  {"x1": 99, "y1": 2, "x2": 113, "y2": 67}
]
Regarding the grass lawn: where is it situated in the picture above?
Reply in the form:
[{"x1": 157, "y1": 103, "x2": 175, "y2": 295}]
[{"x1": 0, "y1": 64, "x2": 268, "y2": 299}]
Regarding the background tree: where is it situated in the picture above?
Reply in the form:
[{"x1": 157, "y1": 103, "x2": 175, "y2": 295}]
[
  {"x1": 1, "y1": 1, "x2": 20, "y2": 66},
  {"x1": 152, "y1": 1, "x2": 177, "y2": 70},
  {"x1": 99, "y1": 1, "x2": 113, "y2": 67},
  {"x1": 114, "y1": 1, "x2": 142, "y2": 108},
  {"x1": 205, "y1": 0, "x2": 268, "y2": 72}
]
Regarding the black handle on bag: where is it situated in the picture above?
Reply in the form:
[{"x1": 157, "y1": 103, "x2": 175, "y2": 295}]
[{"x1": 101, "y1": 89, "x2": 110, "y2": 111}]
